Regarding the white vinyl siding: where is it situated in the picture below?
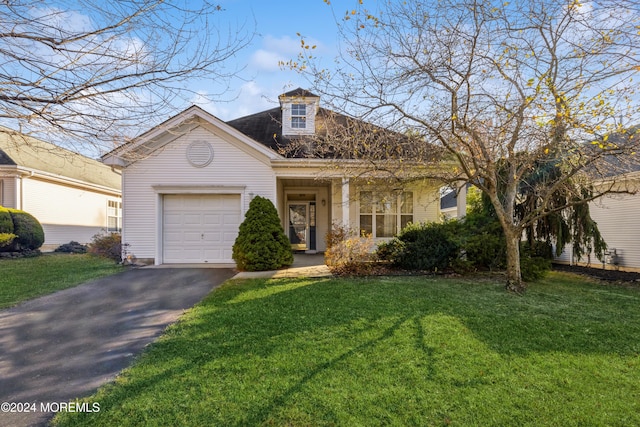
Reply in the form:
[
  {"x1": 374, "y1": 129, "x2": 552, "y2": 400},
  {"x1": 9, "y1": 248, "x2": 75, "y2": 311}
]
[
  {"x1": 562, "y1": 192, "x2": 640, "y2": 270},
  {"x1": 20, "y1": 178, "x2": 120, "y2": 248},
  {"x1": 122, "y1": 125, "x2": 276, "y2": 264}
]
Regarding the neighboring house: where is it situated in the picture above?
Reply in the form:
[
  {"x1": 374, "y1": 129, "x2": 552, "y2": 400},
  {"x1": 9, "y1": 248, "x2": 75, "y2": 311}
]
[
  {"x1": 103, "y1": 88, "x2": 462, "y2": 266},
  {"x1": 0, "y1": 128, "x2": 122, "y2": 251},
  {"x1": 439, "y1": 184, "x2": 469, "y2": 220},
  {"x1": 554, "y1": 169, "x2": 640, "y2": 272}
]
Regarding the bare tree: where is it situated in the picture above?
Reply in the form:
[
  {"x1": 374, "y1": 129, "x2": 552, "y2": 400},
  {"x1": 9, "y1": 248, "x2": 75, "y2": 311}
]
[
  {"x1": 0, "y1": 0, "x2": 252, "y2": 155},
  {"x1": 288, "y1": 0, "x2": 640, "y2": 292}
]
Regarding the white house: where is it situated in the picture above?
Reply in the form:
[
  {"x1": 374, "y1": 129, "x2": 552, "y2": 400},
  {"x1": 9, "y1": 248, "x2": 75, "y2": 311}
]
[
  {"x1": 103, "y1": 89, "x2": 460, "y2": 266},
  {"x1": 0, "y1": 128, "x2": 122, "y2": 251},
  {"x1": 555, "y1": 170, "x2": 640, "y2": 272}
]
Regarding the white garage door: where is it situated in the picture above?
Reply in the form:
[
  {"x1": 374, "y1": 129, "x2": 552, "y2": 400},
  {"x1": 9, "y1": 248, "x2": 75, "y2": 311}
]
[{"x1": 163, "y1": 194, "x2": 241, "y2": 263}]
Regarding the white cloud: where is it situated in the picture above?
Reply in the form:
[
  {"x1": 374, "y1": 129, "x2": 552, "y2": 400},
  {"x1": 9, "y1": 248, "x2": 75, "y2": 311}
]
[
  {"x1": 249, "y1": 35, "x2": 322, "y2": 72},
  {"x1": 250, "y1": 49, "x2": 283, "y2": 72}
]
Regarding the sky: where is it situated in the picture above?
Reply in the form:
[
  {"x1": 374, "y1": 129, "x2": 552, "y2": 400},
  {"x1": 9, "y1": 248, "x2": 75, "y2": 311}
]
[{"x1": 186, "y1": 0, "x2": 352, "y2": 121}]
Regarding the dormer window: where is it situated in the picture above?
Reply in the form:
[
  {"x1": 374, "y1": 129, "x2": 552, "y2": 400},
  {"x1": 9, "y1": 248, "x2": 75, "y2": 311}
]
[
  {"x1": 278, "y1": 88, "x2": 320, "y2": 136},
  {"x1": 291, "y1": 104, "x2": 307, "y2": 128}
]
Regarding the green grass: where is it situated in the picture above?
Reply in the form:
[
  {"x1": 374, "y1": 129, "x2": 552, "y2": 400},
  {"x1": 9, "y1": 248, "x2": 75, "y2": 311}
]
[
  {"x1": 55, "y1": 272, "x2": 640, "y2": 426},
  {"x1": 0, "y1": 253, "x2": 125, "y2": 308}
]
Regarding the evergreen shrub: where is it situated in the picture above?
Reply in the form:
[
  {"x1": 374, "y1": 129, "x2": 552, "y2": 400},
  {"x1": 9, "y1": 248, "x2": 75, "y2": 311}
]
[
  {"x1": 0, "y1": 206, "x2": 13, "y2": 234},
  {"x1": 55, "y1": 241, "x2": 88, "y2": 254},
  {"x1": 8, "y1": 208, "x2": 45, "y2": 250},
  {"x1": 519, "y1": 240, "x2": 552, "y2": 281},
  {"x1": 0, "y1": 233, "x2": 16, "y2": 248},
  {"x1": 0, "y1": 206, "x2": 44, "y2": 252},
  {"x1": 377, "y1": 221, "x2": 461, "y2": 271},
  {"x1": 232, "y1": 196, "x2": 293, "y2": 271}
]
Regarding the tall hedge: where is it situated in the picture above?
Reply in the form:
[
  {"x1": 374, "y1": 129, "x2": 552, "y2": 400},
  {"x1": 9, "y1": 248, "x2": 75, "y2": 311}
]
[
  {"x1": 232, "y1": 196, "x2": 293, "y2": 271},
  {"x1": 0, "y1": 206, "x2": 44, "y2": 252}
]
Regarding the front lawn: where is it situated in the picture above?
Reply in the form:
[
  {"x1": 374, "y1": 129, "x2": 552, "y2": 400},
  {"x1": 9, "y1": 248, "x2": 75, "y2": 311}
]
[
  {"x1": 0, "y1": 253, "x2": 125, "y2": 308},
  {"x1": 56, "y1": 273, "x2": 640, "y2": 426}
]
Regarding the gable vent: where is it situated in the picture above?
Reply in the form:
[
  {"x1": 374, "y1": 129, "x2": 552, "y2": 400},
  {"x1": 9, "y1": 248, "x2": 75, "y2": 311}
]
[{"x1": 186, "y1": 140, "x2": 214, "y2": 168}]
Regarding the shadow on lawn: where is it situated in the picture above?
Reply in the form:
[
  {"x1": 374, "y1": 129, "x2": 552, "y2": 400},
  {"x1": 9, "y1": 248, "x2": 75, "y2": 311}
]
[{"x1": 61, "y1": 275, "x2": 640, "y2": 426}]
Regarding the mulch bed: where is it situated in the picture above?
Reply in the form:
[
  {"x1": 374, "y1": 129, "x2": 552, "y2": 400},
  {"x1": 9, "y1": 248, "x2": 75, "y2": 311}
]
[{"x1": 552, "y1": 263, "x2": 640, "y2": 284}]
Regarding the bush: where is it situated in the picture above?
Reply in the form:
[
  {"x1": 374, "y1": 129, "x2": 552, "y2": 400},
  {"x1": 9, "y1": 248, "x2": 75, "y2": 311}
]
[
  {"x1": 0, "y1": 207, "x2": 44, "y2": 252},
  {"x1": 55, "y1": 241, "x2": 88, "y2": 254},
  {"x1": 0, "y1": 206, "x2": 13, "y2": 234},
  {"x1": 459, "y1": 209, "x2": 507, "y2": 271},
  {"x1": 519, "y1": 240, "x2": 552, "y2": 281},
  {"x1": 377, "y1": 221, "x2": 461, "y2": 272},
  {"x1": 8, "y1": 209, "x2": 45, "y2": 250},
  {"x1": 464, "y1": 233, "x2": 506, "y2": 271},
  {"x1": 0, "y1": 233, "x2": 16, "y2": 248},
  {"x1": 375, "y1": 238, "x2": 405, "y2": 263},
  {"x1": 88, "y1": 232, "x2": 122, "y2": 262},
  {"x1": 325, "y1": 223, "x2": 376, "y2": 276},
  {"x1": 520, "y1": 256, "x2": 551, "y2": 281},
  {"x1": 232, "y1": 196, "x2": 293, "y2": 271}
]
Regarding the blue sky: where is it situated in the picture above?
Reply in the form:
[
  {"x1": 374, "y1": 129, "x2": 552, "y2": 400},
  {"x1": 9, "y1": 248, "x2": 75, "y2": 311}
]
[{"x1": 188, "y1": 0, "x2": 353, "y2": 121}]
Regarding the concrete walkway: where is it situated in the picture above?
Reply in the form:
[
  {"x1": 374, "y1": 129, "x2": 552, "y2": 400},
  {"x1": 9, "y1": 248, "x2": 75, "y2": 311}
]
[
  {"x1": 232, "y1": 253, "x2": 332, "y2": 279},
  {"x1": 0, "y1": 267, "x2": 234, "y2": 427}
]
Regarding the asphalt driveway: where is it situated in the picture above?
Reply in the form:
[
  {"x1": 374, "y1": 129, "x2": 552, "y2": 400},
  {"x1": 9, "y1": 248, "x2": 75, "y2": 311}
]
[{"x1": 0, "y1": 267, "x2": 235, "y2": 427}]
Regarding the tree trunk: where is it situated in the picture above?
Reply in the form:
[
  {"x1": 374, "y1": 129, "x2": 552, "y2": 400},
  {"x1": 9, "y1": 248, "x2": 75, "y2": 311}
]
[{"x1": 504, "y1": 230, "x2": 526, "y2": 294}]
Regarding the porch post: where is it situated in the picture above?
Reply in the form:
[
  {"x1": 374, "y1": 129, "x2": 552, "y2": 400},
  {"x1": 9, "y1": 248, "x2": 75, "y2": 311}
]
[{"x1": 341, "y1": 177, "x2": 350, "y2": 227}]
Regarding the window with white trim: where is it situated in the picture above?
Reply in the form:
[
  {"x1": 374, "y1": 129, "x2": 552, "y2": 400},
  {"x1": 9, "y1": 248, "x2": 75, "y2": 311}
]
[
  {"x1": 359, "y1": 191, "x2": 413, "y2": 238},
  {"x1": 107, "y1": 200, "x2": 122, "y2": 232},
  {"x1": 291, "y1": 103, "x2": 307, "y2": 129}
]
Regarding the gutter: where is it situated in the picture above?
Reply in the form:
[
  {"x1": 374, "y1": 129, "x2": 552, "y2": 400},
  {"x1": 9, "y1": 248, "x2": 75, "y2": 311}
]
[{"x1": 2, "y1": 165, "x2": 121, "y2": 197}]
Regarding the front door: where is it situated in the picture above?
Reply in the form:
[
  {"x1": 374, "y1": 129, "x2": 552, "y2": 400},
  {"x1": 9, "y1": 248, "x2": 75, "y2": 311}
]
[{"x1": 288, "y1": 203, "x2": 309, "y2": 250}]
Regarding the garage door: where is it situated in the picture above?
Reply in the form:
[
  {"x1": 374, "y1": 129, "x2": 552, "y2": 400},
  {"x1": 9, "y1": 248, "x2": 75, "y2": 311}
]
[{"x1": 163, "y1": 194, "x2": 241, "y2": 263}]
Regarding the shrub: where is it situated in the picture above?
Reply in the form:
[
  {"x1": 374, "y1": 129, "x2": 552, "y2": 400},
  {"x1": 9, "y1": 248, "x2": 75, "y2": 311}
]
[
  {"x1": 0, "y1": 233, "x2": 16, "y2": 248},
  {"x1": 88, "y1": 232, "x2": 122, "y2": 262},
  {"x1": 375, "y1": 238, "x2": 405, "y2": 263},
  {"x1": 0, "y1": 206, "x2": 13, "y2": 234},
  {"x1": 520, "y1": 240, "x2": 552, "y2": 281},
  {"x1": 0, "y1": 207, "x2": 44, "y2": 252},
  {"x1": 7, "y1": 208, "x2": 45, "y2": 251},
  {"x1": 459, "y1": 209, "x2": 507, "y2": 271},
  {"x1": 464, "y1": 233, "x2": 506, "y2": 271},
  {"x1": 325, "y1": 223, "x2": 376, "y2": 276},
  {"x1": 55, "y1": 241, "x2": 88, "y2": 254},
  {"x1": 232, "y1": 196, "x2": 293, "y2": 271},
  {"x1": 377, "y1": 221, "x2": 461, "y2": 272},
  {"x1": 520, "y1": 256, "x2": 551, "y2": 281}
]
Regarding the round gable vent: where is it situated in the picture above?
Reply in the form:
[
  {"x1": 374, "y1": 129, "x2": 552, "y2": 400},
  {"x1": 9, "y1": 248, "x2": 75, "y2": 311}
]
[{"x1": 186, "y1": 140, "x2": 214, "y2": 167}]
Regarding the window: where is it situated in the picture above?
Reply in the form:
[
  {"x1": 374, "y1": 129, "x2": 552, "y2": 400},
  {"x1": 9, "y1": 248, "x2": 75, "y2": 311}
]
[
  {"x1": 107, "y1": 200, "x2": 122, "y2": 232},
  {"x1": 291, "y1": 103, "x2": 306, "y2": 128},
  {"x1": 359, "y1": 191, "x2": 413, "y2": 238}
]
